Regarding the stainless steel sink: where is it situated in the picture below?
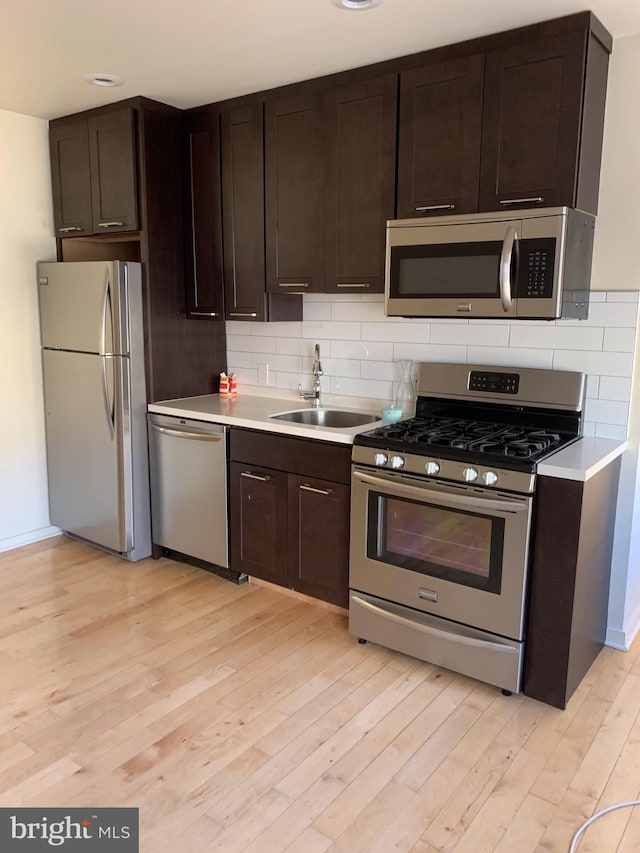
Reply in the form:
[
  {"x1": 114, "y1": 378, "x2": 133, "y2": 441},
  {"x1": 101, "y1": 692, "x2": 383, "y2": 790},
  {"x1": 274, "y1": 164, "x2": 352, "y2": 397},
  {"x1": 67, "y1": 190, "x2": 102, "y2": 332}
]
[{"x1": 270, "y1": 408, "x2": 379, "y2": 428}]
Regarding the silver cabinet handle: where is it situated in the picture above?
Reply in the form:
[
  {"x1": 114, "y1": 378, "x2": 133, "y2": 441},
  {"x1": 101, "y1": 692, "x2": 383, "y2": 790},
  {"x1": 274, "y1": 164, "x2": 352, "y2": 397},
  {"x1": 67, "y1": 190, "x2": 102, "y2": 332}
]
[
  {"x1": 499, "y1": 225, "x2": 517, "y2": 312},
  {"x1": 98, "y1": 221, "x2": 125, "y2": 228},
  {"x1": 150, "y1": 423, "x2": 222, "y2": 441},
  {"x1": 278, "y1": 282, "x2": 309, "y2": 288},
  {"x1": 299, "y1": 484, "x2": 332, "y2": 496},
  {"x1": 58, "y1": 225, "x2": 83, "y2": 232},
  {"x1": 191, "y1": 311, "x2": 220, "y2": 317},
  {"x1": 499, "y1": 197, "x2": 543, "y2": 206},
  {"x1": 415, "y1": 204, "x2": 455, "y2": 212},
  {"x1": 228, "y1": 312, "x2": 258, "y2": 318},
  {"x1": 241, "y1": 471, "x2": 271, "y2": 481},
  {"x1": 336, "y1": 283, "x2": 370, "y2": 289}
]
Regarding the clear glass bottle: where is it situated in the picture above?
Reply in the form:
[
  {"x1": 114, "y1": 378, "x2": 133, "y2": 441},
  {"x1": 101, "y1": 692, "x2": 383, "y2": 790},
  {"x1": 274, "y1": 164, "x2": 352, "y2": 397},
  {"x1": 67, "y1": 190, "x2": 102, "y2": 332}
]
[{"x1": 393, "y1": 359, "x2": 416, "y2": 418}]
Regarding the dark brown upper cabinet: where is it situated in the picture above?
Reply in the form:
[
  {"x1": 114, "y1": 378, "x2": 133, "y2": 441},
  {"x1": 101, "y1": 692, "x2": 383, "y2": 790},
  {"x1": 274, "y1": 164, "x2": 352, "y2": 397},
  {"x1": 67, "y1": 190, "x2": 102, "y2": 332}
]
[
  {"x1": 50, "y1": 107, "x2": 138, "y2": 237},
  {"x1": 398, "y1": 23, "x2": 609, "y2": 217},
  {"x1": 325, "y1": 75, "x2": 397, "y2": 294},
  {"x1": 50, "y1": 119, "x2": 93, "y2": 236},
  {"x1": 265, "y1": 92, "x2": 326, "y2": 294},
  {"x1": 87, "y1": 110, "x2": 138, "y2": 234},
  {"x1": 479, "y1": 30, "x2": 601, "y2": 213},
  {"x1": 397, "y1": 55, "x2": 484, "y2": 219},
  {"x1": 221, "y1": 104, "x2": 268, "y2": 321},
  {"x1": 184, "y1": 112, "x2": 224, "y2": 320}
]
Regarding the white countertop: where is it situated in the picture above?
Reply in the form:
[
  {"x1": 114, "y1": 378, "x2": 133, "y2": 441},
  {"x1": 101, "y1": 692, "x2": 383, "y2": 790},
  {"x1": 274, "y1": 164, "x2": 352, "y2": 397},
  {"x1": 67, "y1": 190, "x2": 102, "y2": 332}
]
[
  {"x1": 148, "y1": 391, "x2": 385, "y2": 444},
  {"x1": 149, "y1": 391, "x2": 627, "y2": 479},
  {"x1": 537, "y1": 437, "x2": 627, "y2": 482}
]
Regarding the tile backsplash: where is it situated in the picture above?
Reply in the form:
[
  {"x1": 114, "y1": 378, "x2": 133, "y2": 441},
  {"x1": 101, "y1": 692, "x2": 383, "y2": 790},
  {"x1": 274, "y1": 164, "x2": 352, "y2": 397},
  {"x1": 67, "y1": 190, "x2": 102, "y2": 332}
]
[{"x1": 226, "y1": 292, "x2": 639, "y2": 440}]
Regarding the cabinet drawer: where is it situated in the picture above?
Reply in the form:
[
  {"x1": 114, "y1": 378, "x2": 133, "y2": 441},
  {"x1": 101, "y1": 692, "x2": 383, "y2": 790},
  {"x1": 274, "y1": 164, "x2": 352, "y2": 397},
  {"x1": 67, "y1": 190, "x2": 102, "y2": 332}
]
[{"x1": 230, "y1": 428, "x2": 351, "y2": 484}]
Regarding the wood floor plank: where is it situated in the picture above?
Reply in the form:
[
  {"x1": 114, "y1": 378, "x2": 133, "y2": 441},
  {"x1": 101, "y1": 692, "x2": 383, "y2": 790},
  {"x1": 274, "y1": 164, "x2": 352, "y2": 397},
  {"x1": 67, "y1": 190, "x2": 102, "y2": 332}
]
[{"x1": 1, "y1": 537, "x2": 639, "y2": 853}]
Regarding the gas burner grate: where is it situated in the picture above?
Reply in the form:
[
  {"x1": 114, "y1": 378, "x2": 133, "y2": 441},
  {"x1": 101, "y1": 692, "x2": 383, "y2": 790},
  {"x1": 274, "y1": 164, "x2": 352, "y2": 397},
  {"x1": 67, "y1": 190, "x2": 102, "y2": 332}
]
[{"x1": 367, "y1": 418, "x2": 567, "y2": 461}]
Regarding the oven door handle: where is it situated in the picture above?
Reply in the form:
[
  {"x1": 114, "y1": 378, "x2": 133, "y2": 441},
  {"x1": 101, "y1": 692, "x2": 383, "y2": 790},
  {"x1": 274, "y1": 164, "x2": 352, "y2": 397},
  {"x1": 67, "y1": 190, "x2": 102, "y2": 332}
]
[
  {"x1": 351, "y1": 595, "x2": 519, "y2": 655},
  {"x1": 353, "y1": 471, "x2": 528, "y2": 514}
]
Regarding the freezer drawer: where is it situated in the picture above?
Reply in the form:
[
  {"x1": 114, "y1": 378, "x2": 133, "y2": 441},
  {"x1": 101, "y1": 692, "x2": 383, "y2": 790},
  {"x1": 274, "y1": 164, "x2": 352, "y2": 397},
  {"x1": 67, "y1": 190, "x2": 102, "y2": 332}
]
[{"x1": 148, "y1": 414, "x2": 229, "y2": 567}]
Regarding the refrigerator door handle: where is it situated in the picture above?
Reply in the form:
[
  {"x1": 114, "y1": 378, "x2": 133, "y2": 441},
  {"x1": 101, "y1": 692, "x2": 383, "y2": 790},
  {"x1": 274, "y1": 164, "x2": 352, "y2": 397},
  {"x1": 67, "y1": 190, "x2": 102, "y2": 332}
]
[
  {"x1": 102, "y1": 355, "x2": 115, "y2": 441},
  {"x1": 100, "y1": 268, "x2": 114, "y2": 356}
]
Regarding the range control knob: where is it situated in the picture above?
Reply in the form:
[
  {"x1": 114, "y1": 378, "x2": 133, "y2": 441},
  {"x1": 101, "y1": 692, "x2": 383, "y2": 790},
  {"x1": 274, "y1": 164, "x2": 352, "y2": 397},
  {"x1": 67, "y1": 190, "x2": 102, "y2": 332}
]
[
  {"x1": 463, "y1": 467, "x2": 478, "y2": 483},
  {"x1": 374, "y1": 452, "x2": 388, "y2": 467},
  {"x1": 483, "y1": 471, "x2": 499, "y2": 486},
  {"x1": 390, "y1": 455, "x2": 405, "y2": 470},
  {"x1": 425, "y1": 461, "x2": 440, "y2": 476}
]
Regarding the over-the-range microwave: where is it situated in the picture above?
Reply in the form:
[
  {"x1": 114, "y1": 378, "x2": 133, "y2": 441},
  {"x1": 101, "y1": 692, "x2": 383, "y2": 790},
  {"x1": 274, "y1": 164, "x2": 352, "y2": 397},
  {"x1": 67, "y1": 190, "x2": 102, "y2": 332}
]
[{"x1": 385, "y1": 207, "x2": 595, "y2": 320}]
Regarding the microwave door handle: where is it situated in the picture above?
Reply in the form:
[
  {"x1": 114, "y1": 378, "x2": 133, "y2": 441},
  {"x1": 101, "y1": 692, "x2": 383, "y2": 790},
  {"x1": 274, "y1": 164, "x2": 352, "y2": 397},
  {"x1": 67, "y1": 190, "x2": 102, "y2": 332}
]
[{"x1": 499, "y1": 226, "x2": 518, "y2": 312}]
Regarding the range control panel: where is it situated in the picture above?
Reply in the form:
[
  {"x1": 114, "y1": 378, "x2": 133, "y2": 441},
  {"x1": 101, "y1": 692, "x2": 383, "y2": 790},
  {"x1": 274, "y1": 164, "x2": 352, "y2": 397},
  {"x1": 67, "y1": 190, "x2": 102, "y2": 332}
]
[{"x1": 468, "y1": 371, "x2": 519, "y2": 395}]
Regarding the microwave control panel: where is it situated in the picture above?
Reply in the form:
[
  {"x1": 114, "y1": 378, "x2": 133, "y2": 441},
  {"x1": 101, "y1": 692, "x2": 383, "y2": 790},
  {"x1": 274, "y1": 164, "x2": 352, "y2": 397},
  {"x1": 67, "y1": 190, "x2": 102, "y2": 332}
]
[{"x1": 519, "y1": 238, "x2": 556, "y2": 298}]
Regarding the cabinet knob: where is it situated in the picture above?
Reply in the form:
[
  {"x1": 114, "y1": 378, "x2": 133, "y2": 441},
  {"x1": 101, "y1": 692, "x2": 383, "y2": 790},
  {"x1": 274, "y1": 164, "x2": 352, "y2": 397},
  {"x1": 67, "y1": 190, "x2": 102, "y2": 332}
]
[
  {"x1": 97, "y1": 221, "x2": 125, "y2": 228},
  {"x1": 58, "y1": 226, "x2": 83, "y2": 232}
]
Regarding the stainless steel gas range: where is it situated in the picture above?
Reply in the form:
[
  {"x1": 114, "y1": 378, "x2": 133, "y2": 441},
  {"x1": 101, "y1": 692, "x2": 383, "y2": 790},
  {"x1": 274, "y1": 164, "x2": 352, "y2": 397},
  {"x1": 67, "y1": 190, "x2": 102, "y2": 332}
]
[{"x1": 349, "y1": 362, "x2": 586, "y2": 694}]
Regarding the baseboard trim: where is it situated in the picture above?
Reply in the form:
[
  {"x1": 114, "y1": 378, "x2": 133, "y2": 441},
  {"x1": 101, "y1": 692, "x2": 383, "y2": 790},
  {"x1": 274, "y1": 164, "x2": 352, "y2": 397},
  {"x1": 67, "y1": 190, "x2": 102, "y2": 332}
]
[
  {"x1": 606, "y1": 600, "x2": 640, "y2": 652},
  {"x1": 0, "y1": 525, "x2": 61, "y2": 554}
]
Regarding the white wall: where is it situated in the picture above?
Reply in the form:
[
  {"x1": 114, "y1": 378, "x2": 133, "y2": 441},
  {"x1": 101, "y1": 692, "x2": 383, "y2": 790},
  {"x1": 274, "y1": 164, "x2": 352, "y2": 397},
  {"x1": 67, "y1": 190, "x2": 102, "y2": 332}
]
[
  {"x1": 594, "y1": 33, "x2": 640, "y2": 647},
  {"x1": 0, "y1": 109, "x2": 57, "y2": 551},
  {"x1": 227, "y1": 32, "x2": 640, "y2": 648}
]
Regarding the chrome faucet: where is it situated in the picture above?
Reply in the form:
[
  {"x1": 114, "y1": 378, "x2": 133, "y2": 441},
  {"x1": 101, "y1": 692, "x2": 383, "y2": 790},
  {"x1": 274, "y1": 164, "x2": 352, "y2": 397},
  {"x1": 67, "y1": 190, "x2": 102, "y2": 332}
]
[{"x1": 298, "y1": 343, "x2": 323, "y2": 407}]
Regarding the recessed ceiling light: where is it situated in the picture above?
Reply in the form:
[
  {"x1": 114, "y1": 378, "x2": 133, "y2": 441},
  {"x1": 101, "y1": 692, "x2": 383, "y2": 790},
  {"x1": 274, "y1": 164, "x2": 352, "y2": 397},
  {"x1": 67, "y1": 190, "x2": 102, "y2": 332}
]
[
  {"x1": 331, "y1": 0, "x2": 381, "y2": 10},
  {"x1": 83, "y1": 73, "x2": 124, "y2": 88}
]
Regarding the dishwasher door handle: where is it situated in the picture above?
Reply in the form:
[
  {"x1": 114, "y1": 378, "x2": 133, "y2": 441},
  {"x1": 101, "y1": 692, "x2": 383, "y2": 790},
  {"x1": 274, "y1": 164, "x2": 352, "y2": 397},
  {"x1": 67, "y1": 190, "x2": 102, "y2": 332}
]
[{"x1": 150, "y1": 423, "x2": 223, "y2": 442}]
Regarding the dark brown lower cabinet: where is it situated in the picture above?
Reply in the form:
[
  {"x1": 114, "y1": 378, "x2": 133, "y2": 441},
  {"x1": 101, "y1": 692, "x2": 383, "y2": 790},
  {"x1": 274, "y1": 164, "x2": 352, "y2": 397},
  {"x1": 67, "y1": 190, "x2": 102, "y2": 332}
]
[
  {"x1": 288, "y1": 475, "x2": 350, "y2": 608},
  {"x1": 229, "y1": 462, "x2": 288, "y2": 586},
  {"x1": 229, "y1": 429, "x2": 351, "y2": 608},
  {"x1": 523, "y1": 458, "x2": 621, "y2": 709}
]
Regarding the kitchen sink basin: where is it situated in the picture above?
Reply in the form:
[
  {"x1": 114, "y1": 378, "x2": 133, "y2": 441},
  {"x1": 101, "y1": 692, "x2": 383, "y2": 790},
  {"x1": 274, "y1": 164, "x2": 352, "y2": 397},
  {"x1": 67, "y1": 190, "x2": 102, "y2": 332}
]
[{"x1": 270, "y1": 408, "x2": 379, "y2": 428}]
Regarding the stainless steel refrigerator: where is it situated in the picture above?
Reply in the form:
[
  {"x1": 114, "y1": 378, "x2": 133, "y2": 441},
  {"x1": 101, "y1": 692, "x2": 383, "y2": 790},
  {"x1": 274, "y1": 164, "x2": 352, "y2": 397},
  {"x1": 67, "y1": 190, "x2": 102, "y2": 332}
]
[{"x1": 37, "y1": 260, "x2": 151, "y2": 561}]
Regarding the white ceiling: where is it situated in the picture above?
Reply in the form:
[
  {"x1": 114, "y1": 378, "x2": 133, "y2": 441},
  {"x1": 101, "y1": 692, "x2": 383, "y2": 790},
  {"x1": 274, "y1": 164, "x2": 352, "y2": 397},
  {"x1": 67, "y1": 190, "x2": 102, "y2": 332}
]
[{"x1": 3, "y1": 0, "x2": 640, "y2": 121}]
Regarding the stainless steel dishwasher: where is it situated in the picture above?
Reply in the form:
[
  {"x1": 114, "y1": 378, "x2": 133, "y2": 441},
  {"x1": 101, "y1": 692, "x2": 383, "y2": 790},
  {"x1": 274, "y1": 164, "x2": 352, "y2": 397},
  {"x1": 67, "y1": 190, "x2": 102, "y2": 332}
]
[{"x1": 148, "y1": 413, "x2": 229, "y2": 568}]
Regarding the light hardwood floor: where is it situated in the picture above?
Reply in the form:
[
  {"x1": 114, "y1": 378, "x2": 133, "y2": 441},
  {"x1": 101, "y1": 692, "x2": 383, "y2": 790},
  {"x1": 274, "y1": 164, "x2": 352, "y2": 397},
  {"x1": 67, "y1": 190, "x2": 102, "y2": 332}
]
[{"x1": 1, "y1": 536, "x2": 639, "y2": 852}]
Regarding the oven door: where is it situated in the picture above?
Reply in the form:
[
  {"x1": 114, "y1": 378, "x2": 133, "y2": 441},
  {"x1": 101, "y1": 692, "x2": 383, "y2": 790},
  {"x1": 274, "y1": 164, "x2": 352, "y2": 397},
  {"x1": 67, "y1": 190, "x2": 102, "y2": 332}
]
[{"x1": 350, "y1": 466, "x2": 533, "y2": 641}]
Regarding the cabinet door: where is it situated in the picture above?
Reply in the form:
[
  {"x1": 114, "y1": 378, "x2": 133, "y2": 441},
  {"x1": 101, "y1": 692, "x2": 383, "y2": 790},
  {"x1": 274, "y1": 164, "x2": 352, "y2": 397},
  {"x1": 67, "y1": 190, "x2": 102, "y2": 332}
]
[
  {"x1": 288, "y1": 474, "x2": 350, "y2": 608},
  {"x1": 479, "y1": 31, "x2": 587, "y2": 211},
  {"x1": 50, "y1": 119, "x2": 93, "y2": 236},
  {"x1": 397, "y1": 55, "x2": 484, "y2": 218},
  {"x1": 184, "y1": 112, "x2": 224, "y2": 319},
  {"x1": 221, "y1": 104, "x2": 267, "y2": 321},
  {"x1": 265, "y1": 92, "x2": 325, "y2": 294},
  {"x1": 325, "y1": 75, "x2": 397, "y2": 294},
  {"x1": 229, "y1": 462, "x2": 287, "y2": 585},
  {"x1": 88, "y1": 109, "x2": 138, "y2": 233}
]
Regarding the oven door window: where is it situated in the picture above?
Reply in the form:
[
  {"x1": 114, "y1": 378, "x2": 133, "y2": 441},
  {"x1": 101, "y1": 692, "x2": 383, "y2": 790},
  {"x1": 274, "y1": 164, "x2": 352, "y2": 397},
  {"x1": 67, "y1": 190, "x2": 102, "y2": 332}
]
[
  {"x1": 367, "y1": 492, "x2": 504, "y2": 594},
  {"x1": 389, "y1": 242, "x2": 515, "y2": 300}
]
